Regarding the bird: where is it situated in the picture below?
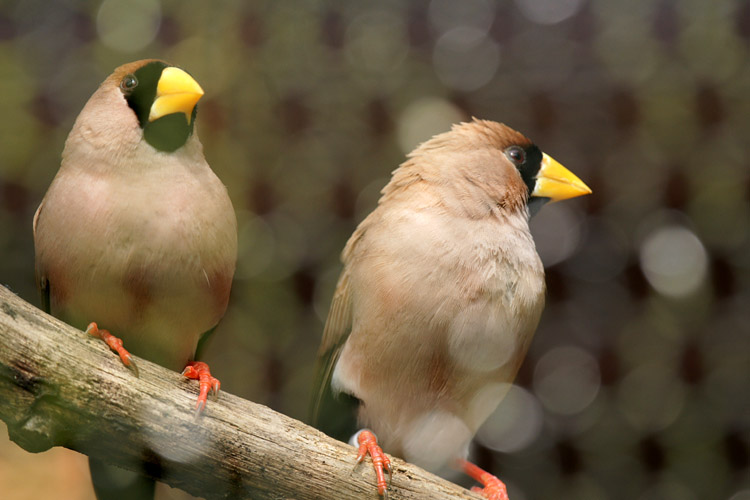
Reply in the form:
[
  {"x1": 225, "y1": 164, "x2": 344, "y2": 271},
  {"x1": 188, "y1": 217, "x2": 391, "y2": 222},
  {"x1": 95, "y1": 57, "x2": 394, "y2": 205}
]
[
  {"x1": 33, "y1": 60, "x2": 237, "y2": 499},
  {"x1": 310, "y1": 119, "x2": 591, "y2": 499}
]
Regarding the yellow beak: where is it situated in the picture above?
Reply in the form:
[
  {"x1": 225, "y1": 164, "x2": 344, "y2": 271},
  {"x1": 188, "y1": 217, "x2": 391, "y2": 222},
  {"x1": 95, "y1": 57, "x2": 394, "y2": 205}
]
[
  {"x1": 531, "y1": 153, "x2": 592, "y2": 201},
  {"x1": 148, "y1": 67, "x2": 204, "y2": 124}
]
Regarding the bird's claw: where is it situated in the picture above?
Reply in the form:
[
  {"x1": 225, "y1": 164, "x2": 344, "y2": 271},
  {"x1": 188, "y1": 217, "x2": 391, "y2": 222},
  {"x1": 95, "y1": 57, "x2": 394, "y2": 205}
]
[
  {"x1": 123, "y1": 353, "x2": 139, "y2": 378},
  {"x1": 470, "y1": 482, "x2": 509, "y2": 500},
  {"x1": 182, "y1": 361, "x2": 221, "y2": 415},
  {"x1": 354, "y1": 430, "x2": 391, "y2": 498},
  {"x1": 460, "y1": 459, "x2": 509, "y2": 500},
  {"x1": 86, "y1": 322, "x2": 139, "y2": 377}
]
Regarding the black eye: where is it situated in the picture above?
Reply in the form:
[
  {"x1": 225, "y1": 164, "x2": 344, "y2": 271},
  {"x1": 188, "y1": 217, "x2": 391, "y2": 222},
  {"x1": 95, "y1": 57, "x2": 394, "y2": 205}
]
[
  {"x1": 506, "y1": 146, "x2": 526, "y2": 165},
  {"x1": 120, "y1": 74, "x2": 138, "y2": 93}
]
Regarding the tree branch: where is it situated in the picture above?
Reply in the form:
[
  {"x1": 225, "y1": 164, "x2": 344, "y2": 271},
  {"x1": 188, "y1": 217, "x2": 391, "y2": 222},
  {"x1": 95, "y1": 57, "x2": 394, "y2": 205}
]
[{"x1": 0, "y1": 285, "x2": 480, "y2": 500}]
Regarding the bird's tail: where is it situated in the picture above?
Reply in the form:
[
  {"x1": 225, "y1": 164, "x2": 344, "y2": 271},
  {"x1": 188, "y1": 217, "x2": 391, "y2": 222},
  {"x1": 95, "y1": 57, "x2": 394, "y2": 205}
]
[{"x1": 89, "y1": 457, "x2": 156, "y2": 500}]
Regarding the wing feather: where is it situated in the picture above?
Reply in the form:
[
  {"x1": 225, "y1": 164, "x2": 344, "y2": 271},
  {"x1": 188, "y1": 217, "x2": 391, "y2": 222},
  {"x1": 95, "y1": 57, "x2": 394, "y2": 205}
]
[{"x1": 309, "y1": 270, "x2": 355, "y2": 435}]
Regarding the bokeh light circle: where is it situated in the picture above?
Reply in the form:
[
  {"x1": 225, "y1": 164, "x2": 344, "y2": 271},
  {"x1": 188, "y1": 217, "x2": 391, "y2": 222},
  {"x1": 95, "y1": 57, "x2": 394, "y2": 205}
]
[
  {"x1": 428, "y1": 0, "x2": 495, "y2": 34},
  {"x1": 617, "y1": 362, "x2": 686, "y2": 432},
  {"x1": 97, "y1": 0, "x2": 161, "y2": 53},
  {"x1": 476, "y1": 383, "x2": 543, "y2": 453},
  {"x1": 530, "y1": 202, "x2": 583, "y2": 267},
  {"x1": 402, "y1": 410, "x2": 472, "y2": 471},
  {"x1": 513, "y1": 0, "x2": 585, "y2": 25},
  {"x1": 433, "y1": 27, "x2": 500, "y2": 91},
  {"x1": 533, "y1": 346, "x2": 601, "y2": 416},
  {"x1": 396, "y1": 97, "x2": 464, "y2": 154},
  {"x1": 639, "y1": 225, "x2": 708, "y2": 298}
]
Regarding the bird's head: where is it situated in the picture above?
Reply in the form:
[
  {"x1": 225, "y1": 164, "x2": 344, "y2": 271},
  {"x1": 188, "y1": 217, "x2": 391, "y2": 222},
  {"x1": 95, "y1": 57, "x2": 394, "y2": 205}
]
[
  {"x1": 113, "y1": 59, "x2": 204, "y2": 152},
  {"x1": 405, "y1": 119, "x2": 591, "y2": 218},
  {"x1": 492, "y1": 122, "x2": 592, "y2": 217}
]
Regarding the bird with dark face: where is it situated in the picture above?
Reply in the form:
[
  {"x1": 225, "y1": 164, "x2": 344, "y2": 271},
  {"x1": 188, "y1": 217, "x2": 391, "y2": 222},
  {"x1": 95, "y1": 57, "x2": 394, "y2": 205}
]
[
  {"x1": 310, "y1": 119, "x2": 591, "y2": 499},
  {"x1": 33, "y1": 60, "x2": 237, "y2": 499}
]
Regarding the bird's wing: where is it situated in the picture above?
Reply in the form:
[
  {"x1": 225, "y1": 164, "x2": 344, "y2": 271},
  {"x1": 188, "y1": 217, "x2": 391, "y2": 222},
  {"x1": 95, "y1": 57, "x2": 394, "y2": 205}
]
[
  {"x1": 319, "y1": 270, "x2": 353, "y2": 355},
  {"x1": 39, "y1": 276, "x2": 51, "y2": 315},
  {"x1": 308, "y1": 268, "x2": 360, "y2": 439},
  {"x1": 193, "y1": 325, "x2": 218, "y2": 361},
  {"x1": 32, "y1": 200, "x2": 42, "y2": 241},
  {"x1": 33, "y1": 201, "x2": 52, "y2": 314}
]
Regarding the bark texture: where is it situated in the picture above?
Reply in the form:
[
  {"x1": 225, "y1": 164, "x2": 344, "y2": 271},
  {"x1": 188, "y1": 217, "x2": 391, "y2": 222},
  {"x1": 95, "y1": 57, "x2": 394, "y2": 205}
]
[{"x1": 0, "y1": 285, "x2": 480, "y2": 500}]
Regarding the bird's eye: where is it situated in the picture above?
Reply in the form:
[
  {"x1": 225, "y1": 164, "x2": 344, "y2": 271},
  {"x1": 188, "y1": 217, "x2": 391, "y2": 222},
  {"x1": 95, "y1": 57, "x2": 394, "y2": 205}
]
[
  {"x1": 506, "y1": 146, "x2": 526, "y2": 165},
  {"x1": 119, "y1": 74, "x2": 138, "y2": 93}
]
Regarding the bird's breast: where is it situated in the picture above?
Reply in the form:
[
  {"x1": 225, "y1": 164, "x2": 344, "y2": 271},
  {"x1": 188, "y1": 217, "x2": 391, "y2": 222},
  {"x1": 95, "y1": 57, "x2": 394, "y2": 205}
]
[
  {"x1": 336, "y1": 208, "x2": 545, "y2": 463},
  {"x1": 36, "y1": 166, "x2": 236, "y2": 369}
]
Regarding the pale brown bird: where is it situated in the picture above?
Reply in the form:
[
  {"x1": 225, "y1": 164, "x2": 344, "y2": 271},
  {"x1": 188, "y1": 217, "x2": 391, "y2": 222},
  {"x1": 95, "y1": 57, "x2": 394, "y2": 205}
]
[
  {"x1": 33, "y1": 60, "x2": 237, "y2": 499},
  {"x1": 311, "y1": 119, "x2": 591, "y2": 499}
]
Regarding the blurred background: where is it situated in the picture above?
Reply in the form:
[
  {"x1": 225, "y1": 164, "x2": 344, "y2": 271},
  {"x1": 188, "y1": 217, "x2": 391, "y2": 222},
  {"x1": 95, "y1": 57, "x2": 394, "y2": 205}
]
[{"x1": 0, "y1": 0, "x2": 749, "y2": 499}]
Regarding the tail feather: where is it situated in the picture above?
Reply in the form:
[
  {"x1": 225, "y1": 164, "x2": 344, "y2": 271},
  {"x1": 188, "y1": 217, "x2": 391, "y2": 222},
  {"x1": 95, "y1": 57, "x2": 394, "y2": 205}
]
[{"x1": 89, "y1": 457, "x2": 156, "y2": 500}]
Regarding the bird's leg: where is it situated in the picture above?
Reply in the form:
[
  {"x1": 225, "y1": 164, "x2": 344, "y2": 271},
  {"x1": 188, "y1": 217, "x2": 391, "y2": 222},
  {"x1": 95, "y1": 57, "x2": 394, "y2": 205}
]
[
  {"x1": 86, "y1": 322, "x2": 139, "y2": 377},
  {"x1": 182, "y1": 361, "x2": 221, "y2": 415},
  {"x1": 458, "y1": 458, "x2": 509, "y2": 500},
  {"x1": 354, "y1": 429, "x2": 392, "y2": 499}
]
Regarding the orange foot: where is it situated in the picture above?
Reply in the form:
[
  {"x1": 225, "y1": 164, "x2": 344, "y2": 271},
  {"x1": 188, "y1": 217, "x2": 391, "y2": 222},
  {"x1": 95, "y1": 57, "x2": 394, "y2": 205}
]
[
  {"x1": 86, "y1": 322, "x2": 138, "y2": 377},
  {"x1": 354, "y1": 430, "x2": 392, "y2": 499},
  {"x1": 459, "y1": 459, "x2": 509, "y2": 500},
  {"x1": 182, "y1": 361, "x2": 221, "y2": 414}
]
